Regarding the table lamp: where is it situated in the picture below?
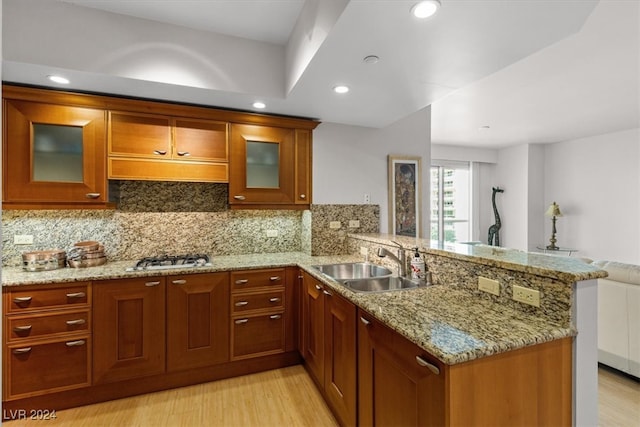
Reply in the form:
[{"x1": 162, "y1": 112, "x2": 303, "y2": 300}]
[{"x1": 545, "y1": 202, "x2": 563, "y2": 250}]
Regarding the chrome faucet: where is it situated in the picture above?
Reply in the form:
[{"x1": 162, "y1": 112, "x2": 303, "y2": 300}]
[{"x1": 377, "y1": 241, "x2": 407, "y2": 277}]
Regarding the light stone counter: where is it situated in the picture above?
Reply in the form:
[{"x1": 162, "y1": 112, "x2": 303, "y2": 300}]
[{"x1": 2, "y1": 251, "x2": 579, "y2": 365}]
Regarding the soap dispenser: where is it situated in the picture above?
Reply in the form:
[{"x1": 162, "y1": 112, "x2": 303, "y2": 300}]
[{"x1": 410, "y1": 248, "x2": 425, "y2": 280}]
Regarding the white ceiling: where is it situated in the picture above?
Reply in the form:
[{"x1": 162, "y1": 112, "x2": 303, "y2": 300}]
[{"x1": 3, "y1": 0, "x2": 639, "y2": 149}]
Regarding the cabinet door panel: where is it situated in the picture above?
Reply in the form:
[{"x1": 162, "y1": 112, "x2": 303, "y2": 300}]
[
  {"x1": 93, "y1": 278, "x2": 166, "y2": 384},
  {"x1": 358, "y1": 310, "x2": 445, "y2": 427},
  {"x1": 174, "y1": 118, "x2": 228, "y2": 161},
  {"x1": 108, "y1": 111, "x2": 171, "y2": 158},
  {"x1": 294, "y1": 129, "x2": 312, "y2": 204},
  {"x1": 3, "y1": 100, "x2": 106, "y2": 203},
  {"x1": 5, "y1": 336, "x2": 91, "y2": 400},
  {"x1": 324, "y1": 292, "x2": 357, "y2": 427},
  {"x1": 231, "y1": 312, "x2": 285, "y2": 360},
  {"x1": 302, "y1": 274, "x2": 325, "y2": 385},
  {"x1": 167, "y1": 273, "x2": 229, "y2": 371}
]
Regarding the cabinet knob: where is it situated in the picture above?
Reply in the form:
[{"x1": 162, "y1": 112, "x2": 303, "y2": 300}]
[
  {"x1": 300, "y1": 194, "x2": 306, "y2": 199},
  {"x1": 66, "y1": 340, "x2": 86, "y2": 347},
  {"x1": 415, "y1": 356, "x2": 440, "y2": 375},
  {"x1": 13, "y1": 296, "x2": 32, "y2": 304},
  {"x1": 66, "y1": 319, "x2": 86, "y2": 326},
  {"x1": 171, "y1": 279, "x2": 187, "y2": 285},
  {"x1": 269, "y1": 297, "x2": 281, "y2": 303},
  {"x1": 315, "y1": 284, "x2": 322, "y2": 291},
  {"x1": 12, "y1": 347, "x2": 32, "y2": 355},
  {"x1": 85, "y1": 193, "x2": 101, "y2": 199},
  {"x1": 176, "y1": 151, "x2": 191, "y2": 157},
  {"x1": 13, "y1": 325, "x2": 32, "y2": 332},
  {"x1": 270, "y1": 314, "x2": 282, "y2": 320},
  {"x1": 66, "y1": 292, "x2": 86, "y2": 299},
  {"x1": 360, "y1": 316, "x2": 371, "y2": 326},
  {"x1": 269, "y1": 276, "x2": 281, "y2": 282},
  {"x1": 153, "y1": 150, "x2": 167, "y2": 156},
  {"x1": 145, "y1": 281, "x2": 161, "y2": 287},
  {"x1": 235, "y1": 319, "x2": 249, "y2": 325},
  {"x1": 235, "y1": 301, "x2": 249, "y2": 307},
  {"x1": 234, "y1": 195, "x2": 246, "y2": 201},
  {"x1": 235, "y1": 279, "x2": 249, "y2": 285},
  {"x1": 322, "y1": 290, "x2": 332, "y2": 296}
]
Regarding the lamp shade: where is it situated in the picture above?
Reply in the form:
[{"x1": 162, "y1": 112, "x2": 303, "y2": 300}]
[{"x1": 545, "y1": 202, "x2": 563, "y2": 217}]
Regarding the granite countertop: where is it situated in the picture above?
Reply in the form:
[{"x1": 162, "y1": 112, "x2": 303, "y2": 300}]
[{"x1": 2, "y1": 251, "x2": 575, "y2": 365}]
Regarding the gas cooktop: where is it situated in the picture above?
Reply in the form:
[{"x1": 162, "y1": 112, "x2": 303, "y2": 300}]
[{"x1": 126, "y1": 254, "x2": 212, "y2": 271}]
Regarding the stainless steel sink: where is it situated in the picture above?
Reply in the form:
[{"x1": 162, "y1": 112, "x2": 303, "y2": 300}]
[
  {"x1": 312, "y1": 262, "x2": 392, "y2": 280},
  {"x1": 343, "y1": 276, "x2": 420, "y2": 293}
]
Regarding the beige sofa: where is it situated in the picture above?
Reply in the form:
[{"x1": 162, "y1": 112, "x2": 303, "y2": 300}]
[{"x1": 593, "y1": 260, "x2": 640, "y2": 378}]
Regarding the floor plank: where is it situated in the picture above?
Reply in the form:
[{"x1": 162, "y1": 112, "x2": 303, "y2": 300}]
[{"x1": 3, "y1": 365, "x2": 637, "y2": 426}]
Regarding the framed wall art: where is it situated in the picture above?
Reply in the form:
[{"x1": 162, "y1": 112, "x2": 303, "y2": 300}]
[{"x1": 388, "y1": 155, "x2": 421, "y2": 237}]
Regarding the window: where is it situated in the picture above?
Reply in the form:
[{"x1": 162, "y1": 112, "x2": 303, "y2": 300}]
[{"x1": 430, "y1": 161, "x2": 471, "y2": 245}]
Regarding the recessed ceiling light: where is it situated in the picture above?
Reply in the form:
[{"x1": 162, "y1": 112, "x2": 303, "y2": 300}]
[
  {"x1": 411, "y1": 0, "x2": 441, "y2": 19},
  {"x1": 333, "y1": 85, "x2": 350, "y2": 94},
  {"x1": 252, "y1": 101, "x2": 266, "y2": 109},
  {"x1": 47, "y1": 75, "x2": 70, "y2": 84},
  {"x1": 363, "y1": 55, "x2": 380, "y2": 64}
]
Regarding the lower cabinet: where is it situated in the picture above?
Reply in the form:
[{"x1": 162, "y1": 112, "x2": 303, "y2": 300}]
[
  {"x1": 302, "y1": 272, "x2": 357, "y2": 427},
  {"x1": 93, "y1": 277, "x2": 166, "y2": 384},
  {"x1": 166, "y1": 273, "x2": 230, "y2": 371},
  {"x1": 358, "y1": 310, "x2": 445, "y2": 427}
]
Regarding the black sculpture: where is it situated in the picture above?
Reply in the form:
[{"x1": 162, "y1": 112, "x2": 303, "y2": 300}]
[{"x1": 488, "y1": 187, "x2": 504, "y2": 246}]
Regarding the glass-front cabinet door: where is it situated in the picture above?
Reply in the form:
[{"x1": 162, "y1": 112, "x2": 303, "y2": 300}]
[
  {"x1": 229, "y1": 124, "x2": 297, "y2": 205},
  {"x1": 3, "y1": 99, "x2": 107, "y2": 206}
]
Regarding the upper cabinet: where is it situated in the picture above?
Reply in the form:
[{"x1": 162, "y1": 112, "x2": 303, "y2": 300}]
[
  {"x1": 108, "y1": 112, "x2": 229, "y2": 183},
  {"x1": 229, "y1": 124, "x2": 313, "y2": 209},
  {"x1": 3, "y1": 95, "x2": 108, "y2": 209}
]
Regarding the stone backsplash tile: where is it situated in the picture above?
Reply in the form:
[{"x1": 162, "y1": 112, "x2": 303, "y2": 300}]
[{"x1": 310, "y1": 204, "x2": 380, "y2": 255}]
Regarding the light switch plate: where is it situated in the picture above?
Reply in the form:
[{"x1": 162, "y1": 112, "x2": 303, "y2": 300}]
[
  {"x1": 329, "y1": 221, "x2": 341, "y2": 229},
  {"x1": 513, "y1": 285, "x2": 541, "y2": 307},
  {"x1": 14, "y1": 235, "x2": 34, "y2": 245},
  {"x1": 266, "y1": 230, "x2": 278, "y2": 237},
  {"x1": 478, "y1": 276, "x2": 500, "y2": 296},
  {"x1": 348, "y1": 220, "x2": 360, "y2": 228}
]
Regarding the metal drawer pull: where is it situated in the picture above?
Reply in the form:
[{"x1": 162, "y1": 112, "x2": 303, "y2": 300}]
[
  {"x1": 234, "y1": 195, "x2": 246, "y2": 200},
  {"x1": 298, "y1": 275, "x2": 304, "y2": 279},
  {"x1": 323, "y1": 290, "x2": 332, "y2": 296},
  {"x1": 13, "y1": 325, "x2": 32, "y2": 332},
  {"x1": 360, "y1": 317, "x2": 371, "y2": 326},
  {"x1": 13, "y1": 347, "x2": 32, "y2": 354},
  {"x1": 269, "y1": 276, "x2": 281, "y2": 281},
  {"x1": 66, "y1": 340, "x2": 86, "y2": 347},
  {"x1": 172, "y1": 280, "x2": 187, "y2": 285},
  {"x1": 315, "y1": 284, "x2": 322, "y2": 291},
  {"x1": 66, "y1": 319, "x2": 86, "y2": 326},
  {"x1": 85, "y1": 193, "x2": 101, "y2": 199},
  {"x1": 177, "y1": 151, "x2": 190, "y2": 156},
  {"x1": 235, "y1": 279, "x2": 249, "y2": 285},
  {"x1": 13, "y1": 296, "x2": 32, "y2": 303},
  {"x1": 415, "y1": 356, "x2": 440, "y2": 375},
  {"x1": 66, "y1": 292, "x2": 86, "y2": 298},
  {"x1": 145, "y1": 281, "x2": 161, "y2": 287},
  {"x1": 235, "y1": 301, "x2": 249, "y2": 307},
  {"x1": 270, "y1": 314, "x2": 282, "y2": 320},
  {"x1": 235, "y1": 319, "x2": 249, "y2": 325},
  {"x1": 300, "y1": 194, "x2": 306, "y2": 199},
  {"x1": 269, "y1": 297, "x2": 281, "y2": 303},
  {"x1": 153, "y1": 150, "x2": 167, "y2": 155}
]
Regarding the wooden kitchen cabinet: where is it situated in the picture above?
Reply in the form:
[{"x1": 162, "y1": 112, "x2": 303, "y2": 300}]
[
  {"x1": 166, "y1": 272, "x2": 230, "y2": 372},
  {"x1": 358, "y1": 309, "x2": 445, "y2": 427},
  {"x1": 301, "y1": 272, "x2": 357, "y2": 427},
  {"x1": 108, "y1": 111, "x2": 228, "y2": 182},
  {"x1": 229, "y1": 124, "x2": 312, "y2": 208},
  {"x1": 2, "y1": 94, "x2": 107, "y2": 209},
  {"x1": 2, "y1": 283, "x2": 92, "y2": 400},
  {"x1": 93, "y1": 277, "x2": 166, "y2": 384}
]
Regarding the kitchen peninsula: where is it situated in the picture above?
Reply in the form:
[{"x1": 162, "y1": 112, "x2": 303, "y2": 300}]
[{"x1": 2, "y1": 234, "x2": 606, "y2": 426}]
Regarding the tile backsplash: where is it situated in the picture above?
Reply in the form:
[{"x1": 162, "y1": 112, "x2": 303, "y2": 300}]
[{"x1": 2, "y1": 182, "x2": 380, "y2": 266}]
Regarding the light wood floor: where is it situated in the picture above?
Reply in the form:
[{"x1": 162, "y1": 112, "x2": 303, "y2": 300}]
[{"x1": 4, "y1": 365, "x2": 638, "y2": 426}]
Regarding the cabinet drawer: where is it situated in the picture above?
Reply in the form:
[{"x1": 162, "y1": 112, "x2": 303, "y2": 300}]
[
  {"x1": 108, "y1": 157, "x2": 228, "y2": 182},
  {"x1": 5, "y1": 336, "x2": 91, "y2": 400},
  {"x1": 6, "y1": 283, "x2": 90, "y2": 313},
  {"x1": 230, "y1": 269, "x2": 285, "y2": 292},
  {"x1": 7, "y1": 310, "x2": 90, "y2": 341},
  {"x1": 231, "y1": 312, "x2": 285, "y2": 360},
  {"x1": 231, "y1": 290, "x2": 284, "y2": 314}
]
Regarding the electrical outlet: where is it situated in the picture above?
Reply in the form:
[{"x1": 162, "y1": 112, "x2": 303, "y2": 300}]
[
  {"x1": 360, "y1": 246, "x2": 368, "y2": 256},
  {"x1": 513, "y1": 285, "x2": 541, "y2": 307},
  {"x1": 266, "y1": 230, "x2": 278, "y2": 237},
  {"x1": 14, "y1": 235, "x2": 34, "y2": 245},
  {"x1": 478, "y1": 276, "x2": 500, "y2": 296},
  {"x1": 348, "y1": 220, "x2": 360, "y2": 228},
  {"x1": 364, "y1": 193, "x2": 371, "y2": 203},
  {"x1": 329, "y1": 221, "x2": 341, "y2": 229}
]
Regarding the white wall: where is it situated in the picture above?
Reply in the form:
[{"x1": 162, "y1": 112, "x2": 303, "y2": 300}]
[
  {"x1": 544, "y1": 128, "x2": 640, "y2": 263},
  {"x1": 314, "y1": 106, "x2": 431, "y2": 236},
  {"x1": 495, "y1": 144, "x2": 530, "y2": 250}
]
